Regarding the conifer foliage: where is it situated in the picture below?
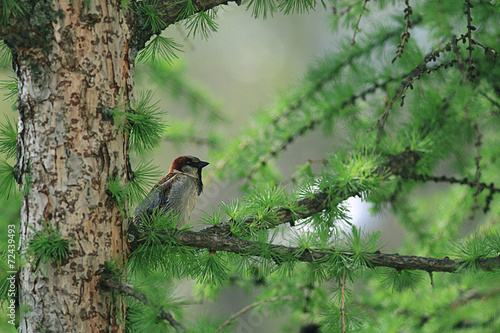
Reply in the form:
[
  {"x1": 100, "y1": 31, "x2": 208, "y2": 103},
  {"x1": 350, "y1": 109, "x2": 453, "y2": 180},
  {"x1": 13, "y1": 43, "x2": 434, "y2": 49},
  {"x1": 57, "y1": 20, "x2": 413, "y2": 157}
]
[{"x1": 1, "y1": 0, "x2": 500, "y2": 332}]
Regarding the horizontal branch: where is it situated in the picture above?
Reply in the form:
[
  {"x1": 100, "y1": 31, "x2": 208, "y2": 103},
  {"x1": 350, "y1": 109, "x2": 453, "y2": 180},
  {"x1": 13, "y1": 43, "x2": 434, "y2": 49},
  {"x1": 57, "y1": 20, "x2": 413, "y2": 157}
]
[
  {"x1": 131, "y1": 0, "x2": 240, "y2": 54},
  {"x1": 402, "y1": 173, "x2": 500, "y2": 194},
  {"x1": 400, "y1": 172, "x2": 500, "y2": 213},
  {"x1": 144, "y1": 230, "x2": 500, "y2": 273},
  {"x1": 199, "y1": 191, "x2": 335, "y2": 235},
  {"x1": 102, "y1": 278, "x2": 186, "y2": 332}
]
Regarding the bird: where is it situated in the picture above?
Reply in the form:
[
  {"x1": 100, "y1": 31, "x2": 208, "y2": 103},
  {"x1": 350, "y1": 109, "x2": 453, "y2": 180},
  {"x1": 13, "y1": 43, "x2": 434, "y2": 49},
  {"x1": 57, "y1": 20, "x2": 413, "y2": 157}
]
[{"x1": 133, "y1": 155, "x2": 209, "y2": 228}]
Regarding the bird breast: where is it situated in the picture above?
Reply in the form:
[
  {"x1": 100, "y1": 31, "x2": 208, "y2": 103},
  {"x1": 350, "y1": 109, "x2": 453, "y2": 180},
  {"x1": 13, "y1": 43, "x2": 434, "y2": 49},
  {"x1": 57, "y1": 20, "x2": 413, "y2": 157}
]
[{"x1": 167, "y1": 175, "x2": 200, "y2": 227}]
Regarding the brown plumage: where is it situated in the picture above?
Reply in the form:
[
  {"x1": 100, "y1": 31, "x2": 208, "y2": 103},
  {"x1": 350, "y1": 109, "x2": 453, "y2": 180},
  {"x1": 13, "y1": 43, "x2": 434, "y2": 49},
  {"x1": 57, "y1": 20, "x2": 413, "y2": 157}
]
[{"x1": 133, "y1": 155, "x2": 209, "y2": 228}]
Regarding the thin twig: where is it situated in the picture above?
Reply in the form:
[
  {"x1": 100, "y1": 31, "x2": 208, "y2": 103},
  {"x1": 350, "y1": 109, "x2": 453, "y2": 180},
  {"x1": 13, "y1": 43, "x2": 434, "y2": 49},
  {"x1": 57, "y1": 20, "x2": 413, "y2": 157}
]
[
  {"x1": 451, "y1": 35, "x2": 466, "y2": 82},
  {"x1": 369, "y1": 59, "x2": 448, "y2": 132},
  {"x1": 450, "y1": 288, "x2": 500, "y2": 309},
  {"x1": 370, "y1": 36, "x2": 466, "y2": 132},
  {"x1": 350, "y1": 0, "x2": 369, "y2": 50},
  {"x1": 340, "y1": 273, "x2": 347, "y2": 333},
  {"x1": 464, "y1": 0, "x2": 476, "y2": 81},
  {"x1": 471, "y1": 38, "x2": 499, "y2": 59},
  {"x1": 375, "y1": 92, "x2": 390, "y2": 151},
  {"x1": 369, "y1": 84, "x2": 406, "y2": 132},
  {"x1": 401, "y1": 173, "x2": 500, "y2": 192},
  {"x1": 401, "y1": 172, "x2": 500, "y2": 213},
  {"x1": 470, "y1": 122, "x2": 483, "y2": 218},
  {"x1": 215, "y1": 296, "x2": 299, "y2": 333},
  {"x1": 103, "y1": 278, "x2": 186, "y2": 332},
  {"x1": 392, "y1": 0, "x2": 413, "y2": 63},
  {"x1": 480, "y1": 92, "x2": 500, "y2": 111},
  {"x1": 333, "y1": 5, "x2": 353, "y2": 17}
]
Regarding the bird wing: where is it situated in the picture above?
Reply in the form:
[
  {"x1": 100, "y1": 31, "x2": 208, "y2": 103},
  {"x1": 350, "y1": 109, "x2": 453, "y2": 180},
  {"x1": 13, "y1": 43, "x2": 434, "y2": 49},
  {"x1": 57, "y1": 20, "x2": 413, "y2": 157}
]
[
  {"x1": 154, "y1": 172, "x2": 177, "y2": 192},
  {"x1": 133, "y1": 172, "x2": 180, "y2": 224}
]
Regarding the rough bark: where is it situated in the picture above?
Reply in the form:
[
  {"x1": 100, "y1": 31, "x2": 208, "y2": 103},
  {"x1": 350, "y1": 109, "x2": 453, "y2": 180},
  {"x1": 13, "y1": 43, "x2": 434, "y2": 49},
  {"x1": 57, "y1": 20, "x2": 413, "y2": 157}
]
[{"x1": 12, "y1": 1, "x2": 133, "y2": 332}]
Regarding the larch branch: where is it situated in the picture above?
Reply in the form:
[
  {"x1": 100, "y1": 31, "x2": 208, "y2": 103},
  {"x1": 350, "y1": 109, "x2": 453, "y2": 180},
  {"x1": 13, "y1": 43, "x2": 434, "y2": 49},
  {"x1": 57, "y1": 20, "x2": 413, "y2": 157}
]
[
  {"x1": 102, "y1": 278, "x2": 186, "y2": 332},
  {"x1": 131, "y1": 229, "x2": 500, "y2": 273},
  {"x1": 131, "y1": 0, "x2": 241, "y2": 54}
]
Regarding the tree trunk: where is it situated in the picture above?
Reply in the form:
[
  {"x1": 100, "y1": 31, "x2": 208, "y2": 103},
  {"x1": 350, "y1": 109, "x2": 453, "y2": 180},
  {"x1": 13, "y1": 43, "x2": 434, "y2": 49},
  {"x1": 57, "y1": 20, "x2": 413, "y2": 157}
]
[{"x1": 13, "y1": 1, "x2": 132, "y2": 332}]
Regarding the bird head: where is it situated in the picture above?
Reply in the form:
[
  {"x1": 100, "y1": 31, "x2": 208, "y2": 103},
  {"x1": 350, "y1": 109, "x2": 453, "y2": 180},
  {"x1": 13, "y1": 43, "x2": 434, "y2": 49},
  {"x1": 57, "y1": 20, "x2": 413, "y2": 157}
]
[{"x1": 169, "y1": 155, "x2": 209, "y2": 179}]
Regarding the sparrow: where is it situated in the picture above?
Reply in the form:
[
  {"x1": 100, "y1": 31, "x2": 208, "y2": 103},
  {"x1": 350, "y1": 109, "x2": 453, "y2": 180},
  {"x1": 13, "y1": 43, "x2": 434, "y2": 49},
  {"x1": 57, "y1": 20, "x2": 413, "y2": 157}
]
[{"x1": 133, "y1": 155, "x2": 209, "y2": 228}]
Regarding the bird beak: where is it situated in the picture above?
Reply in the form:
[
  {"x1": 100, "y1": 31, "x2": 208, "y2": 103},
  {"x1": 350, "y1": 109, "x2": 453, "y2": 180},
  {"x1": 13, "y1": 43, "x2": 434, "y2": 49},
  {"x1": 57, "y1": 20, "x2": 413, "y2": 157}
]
[{"x1": 197, "y1": 160, "x2": 209, "y2": 169}]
